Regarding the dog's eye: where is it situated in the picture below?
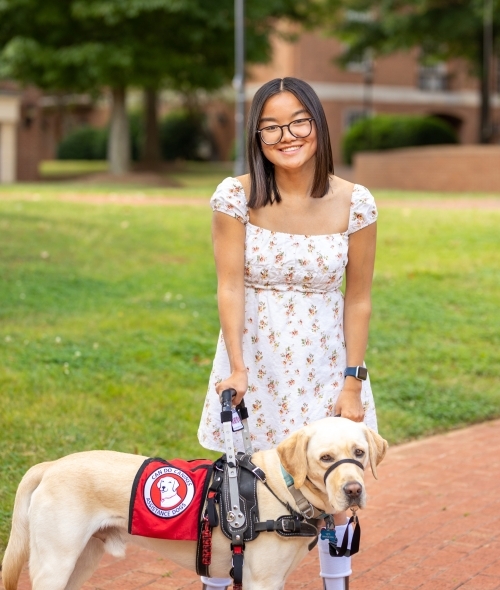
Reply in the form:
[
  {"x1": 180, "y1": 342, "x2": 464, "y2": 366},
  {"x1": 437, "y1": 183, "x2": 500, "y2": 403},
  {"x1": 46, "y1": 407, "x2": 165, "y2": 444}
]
[
  {"x1": 320, "y1": 454, "x2": 334, "y2": 462},
  {"x1": 354, "y1": 449, "x2": 365, "y2": 457}
]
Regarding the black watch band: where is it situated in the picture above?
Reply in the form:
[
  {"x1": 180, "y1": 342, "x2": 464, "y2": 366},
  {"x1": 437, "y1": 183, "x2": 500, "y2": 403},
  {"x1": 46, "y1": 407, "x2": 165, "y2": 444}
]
[{"x1": 344, "y1": 366, "x2": 368, "y2": 381}]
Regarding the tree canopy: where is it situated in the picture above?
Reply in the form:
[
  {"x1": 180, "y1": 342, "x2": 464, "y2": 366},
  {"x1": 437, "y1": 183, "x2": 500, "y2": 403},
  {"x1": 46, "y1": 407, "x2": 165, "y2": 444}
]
[
  {"x1": 322, "y1": 0, "x2": 499, "y2": 68},
  {"x1": 0, "y1": 0, "x2": 322, "y2": 171},
  {"x1": 319, "y1": 0, "x2": 500, "y2": 142}
]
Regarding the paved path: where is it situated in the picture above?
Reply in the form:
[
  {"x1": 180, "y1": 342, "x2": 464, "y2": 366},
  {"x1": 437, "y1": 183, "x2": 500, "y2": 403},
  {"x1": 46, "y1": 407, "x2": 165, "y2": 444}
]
[
  {"x1": 3, "y1": 419, "x2": 499, "y2": 589},
  {"x1": 1, "y1": 191, "x2": 500, "y2": 209}
]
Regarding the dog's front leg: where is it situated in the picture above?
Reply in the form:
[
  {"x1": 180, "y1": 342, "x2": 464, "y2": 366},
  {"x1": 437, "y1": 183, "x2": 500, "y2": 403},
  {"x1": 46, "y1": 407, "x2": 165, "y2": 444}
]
[{"x1": 243, "y1": 535, "x2": 310, "y2": 590}]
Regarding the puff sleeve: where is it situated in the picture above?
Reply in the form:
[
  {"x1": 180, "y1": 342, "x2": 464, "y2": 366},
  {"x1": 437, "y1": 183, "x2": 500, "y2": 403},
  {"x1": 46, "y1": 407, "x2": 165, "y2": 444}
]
[
  {"x1": 210, "y1": 177, "x2": 249, "y2": 225},
  {"x1": 347, "y1": 185, "x2": 378, "y2": 235}
]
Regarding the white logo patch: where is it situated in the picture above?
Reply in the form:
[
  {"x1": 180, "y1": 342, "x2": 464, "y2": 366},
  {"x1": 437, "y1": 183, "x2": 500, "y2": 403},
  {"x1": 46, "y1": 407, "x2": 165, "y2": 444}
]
[{"x1": 143, "y1": 466, "x2": 195, "y2": 518}]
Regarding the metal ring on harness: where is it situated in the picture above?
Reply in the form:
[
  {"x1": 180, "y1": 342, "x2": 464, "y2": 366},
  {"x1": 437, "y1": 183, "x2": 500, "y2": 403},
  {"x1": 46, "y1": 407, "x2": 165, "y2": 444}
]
[{"x1": 323, "y1": 458, "x2": 364, "y2": 484}]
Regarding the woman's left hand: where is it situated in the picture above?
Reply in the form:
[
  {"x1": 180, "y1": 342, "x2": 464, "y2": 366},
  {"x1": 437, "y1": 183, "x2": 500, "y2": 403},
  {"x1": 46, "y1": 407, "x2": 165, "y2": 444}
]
[{"x1": 334, "y1": 384, "x2": 365, "y2": 422}]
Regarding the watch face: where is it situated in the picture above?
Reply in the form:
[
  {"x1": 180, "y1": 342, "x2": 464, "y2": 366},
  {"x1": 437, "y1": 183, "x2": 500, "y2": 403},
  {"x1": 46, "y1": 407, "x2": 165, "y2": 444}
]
[{"x1": 358, "y1": 367, "x2": 368, "y2": 380}]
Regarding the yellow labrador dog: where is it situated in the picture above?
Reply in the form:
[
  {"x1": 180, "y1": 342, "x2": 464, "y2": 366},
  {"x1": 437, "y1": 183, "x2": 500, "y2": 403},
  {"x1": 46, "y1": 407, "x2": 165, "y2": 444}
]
[{"x1": 2, "y1": 417, "x2": 387, "y2": 590}]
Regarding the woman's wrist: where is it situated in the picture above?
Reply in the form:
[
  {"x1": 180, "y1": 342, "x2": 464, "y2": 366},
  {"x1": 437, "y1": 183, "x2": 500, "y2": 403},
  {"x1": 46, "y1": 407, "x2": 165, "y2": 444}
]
[{"x1": 343, "y1": 376, "x2": 363, "y2": 392}]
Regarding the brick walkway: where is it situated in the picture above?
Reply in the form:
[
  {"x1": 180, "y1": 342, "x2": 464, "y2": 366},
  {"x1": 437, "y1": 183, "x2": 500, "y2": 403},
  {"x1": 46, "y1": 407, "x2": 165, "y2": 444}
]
[{"x1": 3, "y1": 419, "x2": 500, "y2": 590}]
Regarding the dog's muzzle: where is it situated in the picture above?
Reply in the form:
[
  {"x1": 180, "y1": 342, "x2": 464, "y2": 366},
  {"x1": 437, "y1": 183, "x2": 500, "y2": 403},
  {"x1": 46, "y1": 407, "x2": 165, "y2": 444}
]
[
  {"x1": 323, "y1": 458, "x2": 364, "y2": 484},
  {"x1": 324, "y1": 458, "x2": 365, "y2": 506}
]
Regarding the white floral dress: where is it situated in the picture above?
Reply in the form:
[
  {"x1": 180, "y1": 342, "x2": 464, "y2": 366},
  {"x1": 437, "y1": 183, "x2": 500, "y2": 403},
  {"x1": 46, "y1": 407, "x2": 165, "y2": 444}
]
[{"x1": 198, "y1": 177, "x2": 378, "y2": 453}]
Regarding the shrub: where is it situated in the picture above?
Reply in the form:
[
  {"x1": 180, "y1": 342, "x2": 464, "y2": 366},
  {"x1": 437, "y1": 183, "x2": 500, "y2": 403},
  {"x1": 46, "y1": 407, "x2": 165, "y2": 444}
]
[
  {"x1": 160, "y1": 110, "x2": 210, "y2": 161},
  {"x1": 57, "y1": 126, "x2": 108, "y2": 160},
  {"x1": 57, "y1": 110, "x2": 212, "y2": 162},
  {"x1": 57, "y1": 119, "x2": 142, "y2": 162},
  {"x1": 342, "y1": 114, "x2": 458, "y2": 165}
]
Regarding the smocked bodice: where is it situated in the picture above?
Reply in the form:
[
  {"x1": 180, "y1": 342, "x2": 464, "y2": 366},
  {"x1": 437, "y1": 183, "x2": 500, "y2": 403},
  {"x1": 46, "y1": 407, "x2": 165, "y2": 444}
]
[{"x1": 244, "y1": 224, "x2": 348, "y2": 294}]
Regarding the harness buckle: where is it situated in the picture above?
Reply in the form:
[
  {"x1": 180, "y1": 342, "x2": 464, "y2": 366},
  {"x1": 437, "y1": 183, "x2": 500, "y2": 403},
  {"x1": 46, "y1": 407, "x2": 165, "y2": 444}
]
[
  {"x1": 281, "y1": 518, "x2": 298, "y2": 533},
  {"x1": 301, "y1": 503, "x2": 316, "y2": 519},
  {"x1": 252, "y1": 466, "x2": 266, "y2": 482}
]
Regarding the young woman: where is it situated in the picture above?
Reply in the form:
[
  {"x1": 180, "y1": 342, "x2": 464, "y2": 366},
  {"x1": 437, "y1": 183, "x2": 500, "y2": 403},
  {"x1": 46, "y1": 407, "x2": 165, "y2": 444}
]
[{"x1": 198, "y1": 77, "x2": 378, "y2": 590}]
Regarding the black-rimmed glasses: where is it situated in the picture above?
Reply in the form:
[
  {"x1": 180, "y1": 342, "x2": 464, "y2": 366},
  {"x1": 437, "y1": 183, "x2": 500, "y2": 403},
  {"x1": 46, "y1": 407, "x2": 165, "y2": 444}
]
[{"x1": 257, "y1": 118, "x2": 315, "y2": 145}]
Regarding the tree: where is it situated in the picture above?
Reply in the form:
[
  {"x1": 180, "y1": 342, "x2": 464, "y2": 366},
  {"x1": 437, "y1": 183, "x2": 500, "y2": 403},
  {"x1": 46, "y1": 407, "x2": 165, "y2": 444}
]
[
  {"x1": 319, "y1": 0, "x2": 500, "y2": 143},
  {"x1": 71, "y1": 0, "x2": 319, "y2": 168},
  {"x1": 0, "y1": 0, "x2": 322, "y2": 173}
]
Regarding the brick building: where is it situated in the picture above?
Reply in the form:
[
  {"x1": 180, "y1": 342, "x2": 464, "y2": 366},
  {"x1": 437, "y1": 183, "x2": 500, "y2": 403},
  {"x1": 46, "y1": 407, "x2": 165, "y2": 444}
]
[
  {"x1": 246, "y1": 32, "x2": 500, "y2": 164},
  {"x1": 1, "y1": 28, "x2": 499, "y2": 181}
]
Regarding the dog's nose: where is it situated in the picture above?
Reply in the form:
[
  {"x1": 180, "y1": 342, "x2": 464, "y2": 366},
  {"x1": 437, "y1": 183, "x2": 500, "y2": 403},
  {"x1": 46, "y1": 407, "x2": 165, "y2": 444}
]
[{"x1": 343, "y1": 481, "x2": 362, "y2": 498}]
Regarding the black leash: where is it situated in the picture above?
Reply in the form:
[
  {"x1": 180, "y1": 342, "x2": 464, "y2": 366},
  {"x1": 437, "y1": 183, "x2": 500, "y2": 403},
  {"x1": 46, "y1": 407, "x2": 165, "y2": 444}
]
[{"x1": 330, "y1": 511, "x2": 361, "y2": 557}]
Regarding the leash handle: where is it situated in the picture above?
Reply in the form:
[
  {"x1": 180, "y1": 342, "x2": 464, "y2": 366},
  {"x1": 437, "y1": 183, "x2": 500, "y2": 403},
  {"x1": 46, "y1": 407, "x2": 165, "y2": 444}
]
[
  {"x1": 220, "y1": 389, "x2": 246, "y2": 531},
  {"x1": 235, "y1": 398, "x2": 254, "y2": 455},
  {"x1": 220, "y1": 388, "x2": 235, "y2": 412},
  {"x1": 220, "y1": 388, "x2": 254, "y2": 455},
  {"x1": 220, "y1": 389, "x2": 238, "y2": 468}
]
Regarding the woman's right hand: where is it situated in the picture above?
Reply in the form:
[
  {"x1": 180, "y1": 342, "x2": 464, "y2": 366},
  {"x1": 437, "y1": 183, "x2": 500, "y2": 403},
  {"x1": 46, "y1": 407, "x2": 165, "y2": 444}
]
[{"x1": 215, "y1": 369, "x2": 248, "y2": 406}]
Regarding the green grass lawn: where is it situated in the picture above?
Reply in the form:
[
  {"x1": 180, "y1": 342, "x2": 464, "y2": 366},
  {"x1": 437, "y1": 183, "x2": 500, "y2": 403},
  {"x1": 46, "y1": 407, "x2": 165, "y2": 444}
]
[
  {"x1": 30, "y1": 160, "x2": 234, "y2": 196},
  {"x1": 1, "y1": 185, "x2": 499, "y2": 557},
  {"x1": 39, "y1": 160, "x2": 110, "y2": 177}
]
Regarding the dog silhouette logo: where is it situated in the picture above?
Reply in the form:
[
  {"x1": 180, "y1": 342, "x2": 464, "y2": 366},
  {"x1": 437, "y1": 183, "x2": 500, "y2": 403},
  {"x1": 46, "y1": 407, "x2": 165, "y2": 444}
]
[
  {"x1": 143, "y1": 466, "x2": 195, "y2": 518},
  {"x1": 157, "y1": 476, "x2": 182, "y2": 508}
]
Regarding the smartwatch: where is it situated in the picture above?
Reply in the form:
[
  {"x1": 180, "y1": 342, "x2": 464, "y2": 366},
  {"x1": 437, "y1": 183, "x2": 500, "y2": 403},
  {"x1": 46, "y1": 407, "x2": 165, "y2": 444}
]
[{"x1": 344, "y1": 366, "x2": 368, "y2": 381}]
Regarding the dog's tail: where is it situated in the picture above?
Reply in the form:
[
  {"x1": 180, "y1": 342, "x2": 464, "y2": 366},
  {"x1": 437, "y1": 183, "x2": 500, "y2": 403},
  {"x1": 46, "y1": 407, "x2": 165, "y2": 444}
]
[{"x1": 2, "y1": 461, "x2": 53, "y2": 590}]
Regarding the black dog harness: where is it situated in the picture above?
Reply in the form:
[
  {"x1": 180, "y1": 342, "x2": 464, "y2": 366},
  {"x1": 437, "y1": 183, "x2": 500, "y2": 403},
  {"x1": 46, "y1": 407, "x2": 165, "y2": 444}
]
[
  {"x1": 196, "y1": 453, "x2": 320, "y2": 585},
  {"x1": 195, "y1": 391, "x2": 363, "y2": 588}
]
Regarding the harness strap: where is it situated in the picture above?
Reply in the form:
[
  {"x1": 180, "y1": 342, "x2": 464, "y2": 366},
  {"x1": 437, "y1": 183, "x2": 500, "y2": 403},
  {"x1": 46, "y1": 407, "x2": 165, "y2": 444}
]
[
  {"x1": 238, "y1": 454, "x2": 266, "y2": 482},
  {"x1": 196, "y1": 460, "x2": 224, "y2": 577},
  {"x1": 206, "y1": 464, "x2": 224, "y2": 527},
  {"x1": 323, "y1": 459, "x2": 364, "y2": 484},
  {"x1": 230, "y1": 544, "x2": 244, "y2": 590},
  {"x1": 200, "y1": 516, "x2": 212, "y2": 566},
  {"x1": 286, "y1": 483, "x2": 329, "y2": 520},
  {"x1": 255, "y1": 515, "x2": 318, "y2": 537},
  {"x1": 280, "y1": 465, "x2": 330, "y2": 520}
]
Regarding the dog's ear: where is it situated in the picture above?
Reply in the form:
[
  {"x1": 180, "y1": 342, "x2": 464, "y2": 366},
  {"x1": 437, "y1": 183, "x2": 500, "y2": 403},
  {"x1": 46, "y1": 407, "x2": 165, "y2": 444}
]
[
  {"x1": 276, "y1": 428, "x2": 309, "y2": 489},
  {"x1": 364, "y1": 427, "x2": 388, "y2": 480}
]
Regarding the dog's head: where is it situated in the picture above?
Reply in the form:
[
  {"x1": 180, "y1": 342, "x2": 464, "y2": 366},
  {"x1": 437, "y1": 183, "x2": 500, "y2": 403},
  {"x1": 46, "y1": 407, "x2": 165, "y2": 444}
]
[
  {"x1": 157, "y1": 476, "x2": 179, "y2": 497},
  {"x1": 276, "y1": 417, "x2": 388, "y2": 513}
]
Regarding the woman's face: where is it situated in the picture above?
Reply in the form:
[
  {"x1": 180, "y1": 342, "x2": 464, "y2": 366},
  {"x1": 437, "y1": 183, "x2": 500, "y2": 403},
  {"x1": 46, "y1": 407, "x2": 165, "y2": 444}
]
[{"x1": 257, "y1": 91, "x2": 317, "y2": 172}]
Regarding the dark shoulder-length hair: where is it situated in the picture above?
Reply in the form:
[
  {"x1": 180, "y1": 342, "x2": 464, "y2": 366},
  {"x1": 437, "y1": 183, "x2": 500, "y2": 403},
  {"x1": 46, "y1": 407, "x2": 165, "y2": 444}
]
[{"x1": 247, "y1": 77, "x2": 334, "y2": 208}]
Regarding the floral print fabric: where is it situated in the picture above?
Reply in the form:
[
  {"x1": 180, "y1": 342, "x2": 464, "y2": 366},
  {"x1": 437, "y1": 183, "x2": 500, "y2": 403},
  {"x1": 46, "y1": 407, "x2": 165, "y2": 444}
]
[{"x1": 198, "y1": 177, "x2": 378, "y2": 452}]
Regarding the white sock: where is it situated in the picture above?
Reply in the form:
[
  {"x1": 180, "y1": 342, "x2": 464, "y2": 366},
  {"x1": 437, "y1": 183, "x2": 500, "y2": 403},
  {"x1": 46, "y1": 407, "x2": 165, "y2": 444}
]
[
  {"x1": 200, "y1": 576, "x2": 232, "y2": 589},
  {"x1": 318, "y1": 522, "x2": 352, "y2": 590}
]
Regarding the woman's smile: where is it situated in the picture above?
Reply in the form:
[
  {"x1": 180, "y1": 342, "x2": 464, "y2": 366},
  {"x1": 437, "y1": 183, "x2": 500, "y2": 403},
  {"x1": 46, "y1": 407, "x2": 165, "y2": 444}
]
[{"x1": 279, "y1": 144, "x2": 303, "y2": 153}]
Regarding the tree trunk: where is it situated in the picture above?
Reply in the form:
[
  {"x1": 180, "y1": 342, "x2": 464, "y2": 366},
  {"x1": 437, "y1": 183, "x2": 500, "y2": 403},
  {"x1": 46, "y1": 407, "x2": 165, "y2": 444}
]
[
  {"x1": 142, "y1": 87, "x2": 161, "y2": 169},
  {"x1": 108, "y1": 86, "x2": 130, "y2": 175}
]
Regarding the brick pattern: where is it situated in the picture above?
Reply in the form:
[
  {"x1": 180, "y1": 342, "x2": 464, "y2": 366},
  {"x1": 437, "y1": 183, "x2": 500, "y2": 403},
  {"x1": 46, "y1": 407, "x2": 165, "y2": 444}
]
[
  {"x1": 3, "y1": 420, "x2": 500, "y2": 589},
  {"x1": 355, "y1": 145, "x2": 500, "y2": 192}
]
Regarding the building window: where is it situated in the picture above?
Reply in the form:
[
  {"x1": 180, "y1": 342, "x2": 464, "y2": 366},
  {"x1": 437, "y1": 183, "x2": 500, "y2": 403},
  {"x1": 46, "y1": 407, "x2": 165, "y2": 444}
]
[{"x1": 418, "y1": 63, "x2": 449, "y2": 91}]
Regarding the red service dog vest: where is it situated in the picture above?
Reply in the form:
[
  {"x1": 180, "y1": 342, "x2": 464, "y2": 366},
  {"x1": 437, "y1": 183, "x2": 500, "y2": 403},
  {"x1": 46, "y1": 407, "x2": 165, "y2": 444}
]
[{"x1": 129, "y1": 457, "x2": 213, "y2": 541}]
